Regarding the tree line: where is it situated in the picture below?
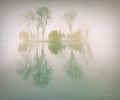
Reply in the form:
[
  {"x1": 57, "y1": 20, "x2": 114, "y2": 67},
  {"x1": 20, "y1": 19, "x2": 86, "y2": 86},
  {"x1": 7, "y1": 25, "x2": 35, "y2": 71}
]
[{"x1": 19, "y1": 6, "x2": 88, "y2": 42}]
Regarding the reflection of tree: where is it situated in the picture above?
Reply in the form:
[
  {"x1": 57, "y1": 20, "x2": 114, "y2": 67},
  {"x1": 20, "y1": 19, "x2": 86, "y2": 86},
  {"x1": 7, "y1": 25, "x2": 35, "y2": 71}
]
[
  {"x1": 48, "y1": 41, "x2": 64, "y2": 55},
  {"x1": 68, "y1": 41, "x2": 92, "y2": 64},
  {"x1": 18, "y1": 41, "x2": 29, "y2": 53},
  {"x1": 68, "y1": 27, "x2": 92, "y2": 64},
  {"x1": 18, "y1": 62, "x2": 32, "y2": 80},
  {"x1": 68, "y1": 42, "x2": 83, "y2": 52},
  {"x1": 17, "y1": 42, "x2": 33, "y2": 80},
  {"x1": 17, "y1": 43, "x2": 52, "y2": 87},
  {"x1": 64, "y1": 50, "x2": 81, "y2": 79},
  {"x1": 32, "y1": 44, "x2": 51, "y2": 87}
]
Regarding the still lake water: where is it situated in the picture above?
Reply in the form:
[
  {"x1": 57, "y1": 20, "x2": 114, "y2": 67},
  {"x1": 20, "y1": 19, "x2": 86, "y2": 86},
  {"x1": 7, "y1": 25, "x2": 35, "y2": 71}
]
[{"x1": 0, "y1": 40, "x2": 119, "y2": 100}]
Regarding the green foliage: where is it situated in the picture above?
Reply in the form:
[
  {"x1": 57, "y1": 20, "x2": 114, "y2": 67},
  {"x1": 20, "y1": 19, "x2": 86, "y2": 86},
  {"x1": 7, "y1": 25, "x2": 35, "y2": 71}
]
[
  {"x1": 32, "y1": 49, "x2": 52, "y2": 87},
  {"x1": 48, "y1": 42, "x2": 63, "y2": 55},
  {"x1": 32, "y1": 66, "x2": 51, "y2": 87},
  {"x1": 17, "y1": 65, "x2": 32, "y2": 81},
  {"x1": 19, "y1": 31, "x2": 29, "y2": 41},
  {"x1": 36, "y1": 6, "x2": 51, "y2": 24},
  {"x1": 48, "y1": 30, "x2": 62, "y2": 41},
  {"x1": 22, "y1": 6, "x2": 51, "y2": 41},
  {"x1": 36, "y1": 6, "x2": 51, "y2": 40}
]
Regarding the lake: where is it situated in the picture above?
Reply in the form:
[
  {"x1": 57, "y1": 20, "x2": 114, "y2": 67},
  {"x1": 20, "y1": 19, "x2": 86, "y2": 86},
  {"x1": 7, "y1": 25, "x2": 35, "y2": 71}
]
[{"x1": 0, "y1": 40, "x2": 119, "y2": 100}]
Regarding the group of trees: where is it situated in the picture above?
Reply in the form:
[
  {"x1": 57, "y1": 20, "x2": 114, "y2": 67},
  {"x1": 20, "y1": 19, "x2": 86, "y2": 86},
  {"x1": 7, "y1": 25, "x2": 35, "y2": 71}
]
[
  {"x1": 17, "y1": 6, "x2": 91, "y2": 87},
  {"x1": 19, "y1": 6, "x2": 82, "y2": 42},
  {"x1": 22, "y1": 7, "x2": 50, "y2": 41}
]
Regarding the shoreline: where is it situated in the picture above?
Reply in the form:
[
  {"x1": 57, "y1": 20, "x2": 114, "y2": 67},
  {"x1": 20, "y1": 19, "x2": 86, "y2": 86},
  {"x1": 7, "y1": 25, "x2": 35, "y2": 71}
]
[{"x1": 28, "y1": 40, "x2": 82, "y2": 43}]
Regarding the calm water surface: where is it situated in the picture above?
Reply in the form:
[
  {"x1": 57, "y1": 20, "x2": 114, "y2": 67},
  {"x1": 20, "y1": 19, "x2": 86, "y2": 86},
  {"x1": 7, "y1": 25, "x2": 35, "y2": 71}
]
[{"x1": 0, "y1": 41, "x2": 119, "y2": 100}]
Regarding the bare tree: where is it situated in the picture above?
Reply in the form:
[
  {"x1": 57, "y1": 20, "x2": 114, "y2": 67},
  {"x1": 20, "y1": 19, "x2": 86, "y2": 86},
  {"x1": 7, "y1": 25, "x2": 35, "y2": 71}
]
[
  {"x1": 24, "y1": 11, "x2": 35, "y2": 41},
  {"x1": 64, "y1": 10, "x2": 77, "y2": 34}
]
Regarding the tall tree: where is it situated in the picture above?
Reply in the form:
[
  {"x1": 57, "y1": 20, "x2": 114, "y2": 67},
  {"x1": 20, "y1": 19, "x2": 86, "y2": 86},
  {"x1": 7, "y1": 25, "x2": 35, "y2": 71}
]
[
  {"x1": 36, "y1": 7, "x2": 51, "y2": 41},
  {"x1": 24, "y1": 11, "x2": 35, "y2": 41},
  {"x1": 64, "y1": 10, "x2": 77, "y2": 34}
]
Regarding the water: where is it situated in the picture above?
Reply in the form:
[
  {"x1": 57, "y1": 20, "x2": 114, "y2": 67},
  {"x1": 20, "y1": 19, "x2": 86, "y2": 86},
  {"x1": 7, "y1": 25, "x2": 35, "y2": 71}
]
[{"x1": 0, "y1": 40, "x2": 119, "y2": 100}]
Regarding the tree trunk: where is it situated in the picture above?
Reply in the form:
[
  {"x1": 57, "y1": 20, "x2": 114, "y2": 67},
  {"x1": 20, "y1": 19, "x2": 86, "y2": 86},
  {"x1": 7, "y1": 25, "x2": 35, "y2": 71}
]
[
  {"x1": 36, "y1": 25, "x2": 39, "y2": 41},
  {"x1": 42, "y1": 34, "x2": 44, "y2": 41},
  {"x1": 42, "y1": 27, "x2": 45, "y2": 41}
]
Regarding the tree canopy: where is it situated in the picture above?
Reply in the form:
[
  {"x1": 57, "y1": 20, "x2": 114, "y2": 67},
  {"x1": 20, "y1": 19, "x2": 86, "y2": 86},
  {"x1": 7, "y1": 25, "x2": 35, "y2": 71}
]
[
  {"x1": 36, "y1": 6, "x2": 51, "y2": 40},
  {"x1": 48, "y1": 30, "x2": 62, "y2": 41}
]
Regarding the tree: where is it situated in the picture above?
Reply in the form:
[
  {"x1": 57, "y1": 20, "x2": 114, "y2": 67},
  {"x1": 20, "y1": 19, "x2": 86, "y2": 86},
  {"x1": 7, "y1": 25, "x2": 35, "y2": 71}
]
[
  {"x1": 18, "y1": 41, "x2": 28, "y2": 53},
  {"x1": 48, "y1": 30, "x2": 62, "y2": 41},
  {"x1": 24, "y1": 11, "x2": 35, "y2": 41},
  {"x1": 36, "y1": 7, "x2": 51, "y2": 41},
  {"x1": 19, "y1": 31, "x2": 29, "y2": 41},
  {"x1": 64, "y1": 10, "x2": 77, "y2": 34},
  {"x1": 69, "y1": 31, "x2": 82, "y2": 41}
]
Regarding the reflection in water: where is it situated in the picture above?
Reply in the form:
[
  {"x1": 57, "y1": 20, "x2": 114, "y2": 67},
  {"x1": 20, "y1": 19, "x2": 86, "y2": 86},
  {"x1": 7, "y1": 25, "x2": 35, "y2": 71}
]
[
  {"x1": 69, "y1": 41, "x2": 92, "y2": 64},
  {"x1": 32, "y1": 44, "x2": 52, "y2": 87},
  {"x1": 18, "y1": 41, "x2": 29, "y2": 53},
  {"x1": 17, "y1": 6, "x2": 91, "y2": 83},
  {"x1": 68, "y1": 41, "x2": 83, "y2": 52},
  {"x1": 17, "y1": 39, "x2": 92, "y2": 86},
  {"x1": 64, "y1": 50, "x2": 81, "y2": 79},
  {"x1": 17, "y1": 43, "x2": 52, "y2": 87},
  {"x1": 48, "y1": 41, "x2": 66, "y2": 55}
]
